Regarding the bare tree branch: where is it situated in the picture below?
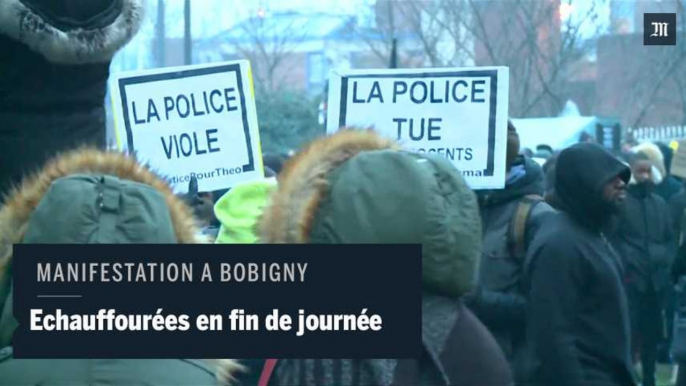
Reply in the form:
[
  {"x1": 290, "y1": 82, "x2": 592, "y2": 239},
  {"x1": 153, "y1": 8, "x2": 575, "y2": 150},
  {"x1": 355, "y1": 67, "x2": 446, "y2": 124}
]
[{"x1": 228, "y1": 12, "x2": 310, "y2": 92}]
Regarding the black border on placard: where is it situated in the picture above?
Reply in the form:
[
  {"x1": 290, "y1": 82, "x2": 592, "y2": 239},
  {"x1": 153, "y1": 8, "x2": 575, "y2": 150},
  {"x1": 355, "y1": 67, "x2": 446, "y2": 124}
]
[
  {"x1": 117, "y1": 64, "x2": 255, "y2": 172},
  {"x1": 337, "y1": 71, "x2": 498, "y2": 176}
]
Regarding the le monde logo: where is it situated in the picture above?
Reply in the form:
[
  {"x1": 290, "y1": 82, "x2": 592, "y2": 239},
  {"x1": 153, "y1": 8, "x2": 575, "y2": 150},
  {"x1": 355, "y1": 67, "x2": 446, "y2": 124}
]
[{"x1": 644, "y1": 13, "x2": 677, "y2": 46}]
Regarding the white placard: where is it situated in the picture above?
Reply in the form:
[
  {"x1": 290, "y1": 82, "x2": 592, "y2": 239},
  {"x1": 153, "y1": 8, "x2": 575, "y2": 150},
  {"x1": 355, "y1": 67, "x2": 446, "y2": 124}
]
[
  {"x1": 110, "y1": 60, "x2": 263, "y2": 194},
  {"x1": 326, "y1": 67, "x2": 509, "y2": 189}
]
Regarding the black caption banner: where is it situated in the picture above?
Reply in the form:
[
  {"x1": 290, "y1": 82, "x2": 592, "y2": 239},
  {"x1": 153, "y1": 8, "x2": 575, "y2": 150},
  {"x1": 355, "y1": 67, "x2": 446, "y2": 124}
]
[{"x1": 12, "y1": 244, "x2": 421, "y2": 359}]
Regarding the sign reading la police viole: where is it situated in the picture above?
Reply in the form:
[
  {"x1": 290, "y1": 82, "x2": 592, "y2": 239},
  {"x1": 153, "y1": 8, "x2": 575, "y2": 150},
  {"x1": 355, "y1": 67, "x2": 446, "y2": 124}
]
[
  {"x1": 326, "y1": 67, "x2": 509, "y2": 189},
  {"x1": 110, "y1": 60, "x2": 263, "y2": 193}
]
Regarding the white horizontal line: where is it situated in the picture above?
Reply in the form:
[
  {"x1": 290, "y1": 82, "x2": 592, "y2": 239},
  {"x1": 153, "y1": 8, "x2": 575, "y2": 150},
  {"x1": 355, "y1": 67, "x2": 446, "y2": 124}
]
[{"x1": 37, "y1": 295, "x2": 82, "y2": 298}]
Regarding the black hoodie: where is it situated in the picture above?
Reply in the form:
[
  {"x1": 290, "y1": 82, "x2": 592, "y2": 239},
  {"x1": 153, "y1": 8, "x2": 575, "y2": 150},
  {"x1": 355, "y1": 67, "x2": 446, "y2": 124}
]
[{"x1": 524, "y1": 143, "x2": 636, "y2": 386}]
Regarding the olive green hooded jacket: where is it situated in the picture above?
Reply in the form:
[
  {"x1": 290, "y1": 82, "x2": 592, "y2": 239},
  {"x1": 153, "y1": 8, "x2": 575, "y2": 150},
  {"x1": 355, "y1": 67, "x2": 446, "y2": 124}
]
[
  {"x1": 0, "y1": 149, "x2": 242, "y2": 385},
  {"x1": 259, "y1": 130, "x2": 512, "y2": 386}
]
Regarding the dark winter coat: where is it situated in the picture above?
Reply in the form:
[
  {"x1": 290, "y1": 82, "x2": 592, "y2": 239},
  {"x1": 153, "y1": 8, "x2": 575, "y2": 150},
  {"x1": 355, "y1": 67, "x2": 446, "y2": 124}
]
[
  {"x1": 259, "y1": 130, "x2": 513, "y2": 386},
  {"x1": 669, "y1": 188, "x2": 686, "y2": 239},
  {"x1": 471, "y1": 156, "x2": 555, "y2": 375},
  {"x1": 0, "y1": 149, "x2": 241, "y2": 385},
  {"x1": 524, "y1": 143, "x2": 636, "y2": 386},
  {"x1": 655, "y1": 176, "x2": 682, "y2": 203},
  {"x1": 670, "y1": 189, "x2": 686, "y2": 279},
  {"x1": 610, "y1": 183, "x2": 676, "y2": 294},
  {"x1": 0, "y1": 0, "x2": 144, "y2": 199}
]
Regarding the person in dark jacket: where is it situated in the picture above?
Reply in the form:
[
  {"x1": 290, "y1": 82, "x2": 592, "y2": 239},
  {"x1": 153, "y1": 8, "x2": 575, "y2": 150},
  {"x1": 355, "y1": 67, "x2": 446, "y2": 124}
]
[
  {"x1": 258, "y1": 129, "x2": 513, "y2": 386},
  {"x1": 672, "y1": 241, "x2": 686, "y2": 386},
  {"x1": 655, "y1": 142, "x2": 682, "y2": 202},
  {"x1": 655, "y1": 141, "x2": 683, "y2": 363},
  {"x1": 633, "y1": 143, "x2": 681, "y2": 202},
  {"x1": 524, "y1": 143, "x2": 636, "y2": 386},
  {"x1": 0, "y1": 0, "x2": 144, "y2": 200},
  {"x1": 611, "y1": 151, "x2": 676, "y2": 386},
  {"x1": 469, "y1": 121, "x2": 554, "y2": 383}
]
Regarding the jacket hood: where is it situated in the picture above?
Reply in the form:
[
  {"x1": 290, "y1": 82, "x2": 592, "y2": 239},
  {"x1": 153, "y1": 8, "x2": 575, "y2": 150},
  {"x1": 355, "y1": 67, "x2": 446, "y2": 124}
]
[
  {"x1": 478, "y1": 155, "x2": 544, "y2": 206},
  {"x1": 553, "y1": 143, "x2": 630, "y2": 231},
  {"x1": 0, "y1": 149, "x2": 199, "y2": 343},
  {"x1": 633, "y1": 142, "x2": 667, "y2": 179},
  {"x1": 214, "y1": 178, "x2": 278, "y2": 244},
  {"x1": 259, "y1": 129, "x2": 482, "y2": 298},
  {"x1": 0, "y1": 149, "x2": 245, "y2": 384},
  {"x1": 0, "y1": 0, "x2": 144, "y2": 64}
]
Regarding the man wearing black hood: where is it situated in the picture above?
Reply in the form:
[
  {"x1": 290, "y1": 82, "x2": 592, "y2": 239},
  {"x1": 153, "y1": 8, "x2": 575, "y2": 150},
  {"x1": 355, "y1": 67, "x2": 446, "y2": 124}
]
[
  {"x1": 524, "y1": 143, "x2": 636, "y2": 386},
  {"x1": 610, "y1": 151, "x2": 675, "y2": 386},
  {"x1": 468, "y1": 121, "x2": 554, "y2": 382}
]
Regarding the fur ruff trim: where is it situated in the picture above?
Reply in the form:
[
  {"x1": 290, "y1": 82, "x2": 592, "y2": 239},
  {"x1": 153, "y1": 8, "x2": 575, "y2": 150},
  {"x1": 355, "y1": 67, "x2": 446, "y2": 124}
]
[
  {"x1": 633, "y1": 142, "x2": 667, "y2": 178},
  {"x1": 0, "y1": 148, "x2": 200, "y2": 270},
  {"x1": 259, "y1": 129, "x2": 399, "y2": 243},
  {"x1": 0, "y1": 0, "x2": 144, "y2": 64},
  {"x1": 0, "y1": 149, "x2": 247, "y2": 383}
]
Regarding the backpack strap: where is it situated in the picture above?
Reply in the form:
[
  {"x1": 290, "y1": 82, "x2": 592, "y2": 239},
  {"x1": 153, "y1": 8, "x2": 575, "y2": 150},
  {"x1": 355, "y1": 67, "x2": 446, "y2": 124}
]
[
  {"x1": 508, "y1": 194, "x2": 544, "y2": 261},
  {"x1": 258, "y1": 359, "x2": 278, "y2": 386}
]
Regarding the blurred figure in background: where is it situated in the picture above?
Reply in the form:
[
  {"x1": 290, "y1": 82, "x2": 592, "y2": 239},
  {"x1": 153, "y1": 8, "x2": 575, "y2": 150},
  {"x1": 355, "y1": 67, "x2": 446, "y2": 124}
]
[
  {"x1": 610, "y1": 151, "x2": 676, "y2": 386},
  {"x1": 541, "y1": 153, "x2": 559, "y2": 203},
  {"x1": 0, "y1": 0, "x2": 144, "y2": 201},
  {"x1": 0, "y1": 149, "x2": 243, "y2": 385},
  {"x1": 636, "y1": 143, "x2": 681, "y2": 202},
  {"x1": 653, "y1": 141, "x2": 684, "y2": 363},
  {"x1": 533, "y1": 144, "x2": 553, "y2": 161},
  {"x1": 262, "y1": 153, "x2": 287, "y2": 176},
  {"x1": 258, "y1": 129, "x2": 512, "y2": 386},
  {"x1": 468, "y1": 120, "x2": 554, "y2": 384},
  {"x1": 521, "y1": 148, "x2": 534, "y2": 158}
]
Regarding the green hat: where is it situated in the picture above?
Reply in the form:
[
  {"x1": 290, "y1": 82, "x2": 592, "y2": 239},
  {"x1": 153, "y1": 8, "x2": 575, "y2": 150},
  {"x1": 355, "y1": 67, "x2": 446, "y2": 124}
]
[{"x1": 214, "y1": 178, "x2": 278, "y2": 244}]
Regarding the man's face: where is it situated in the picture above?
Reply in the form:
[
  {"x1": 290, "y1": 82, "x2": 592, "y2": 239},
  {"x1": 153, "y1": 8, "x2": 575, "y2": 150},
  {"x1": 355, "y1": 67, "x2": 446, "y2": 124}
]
[
  {"x1": 602, "y1": 174, "x2": 627, "y2": 211},
  {"x1": 631, "y1": 160, "x2": 653, "y2": 184}
]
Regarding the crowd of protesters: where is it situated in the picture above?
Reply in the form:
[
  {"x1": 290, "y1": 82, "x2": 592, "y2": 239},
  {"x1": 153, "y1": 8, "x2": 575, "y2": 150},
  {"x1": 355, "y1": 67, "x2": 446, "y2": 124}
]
[{"x1": 2, "y1": 1, "x2": 686, "y2": 386}]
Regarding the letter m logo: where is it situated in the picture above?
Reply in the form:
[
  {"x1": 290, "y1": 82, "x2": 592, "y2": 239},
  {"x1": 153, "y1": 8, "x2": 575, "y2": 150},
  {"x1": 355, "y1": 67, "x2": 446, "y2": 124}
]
[{"x1": 644, "y1": 13, "x2": 676, "y2": 45}]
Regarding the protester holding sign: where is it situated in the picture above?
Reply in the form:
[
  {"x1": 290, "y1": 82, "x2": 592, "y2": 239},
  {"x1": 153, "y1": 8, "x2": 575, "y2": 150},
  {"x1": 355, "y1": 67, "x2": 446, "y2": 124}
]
[
  {"x1": 258, "y1": 129, "x2": 512, "y2": 386},
  {"x1": 0, "y1": 0, "x2": 145, "y2": 201},
  {"x1": 0, "y1": 149, "x2": 243, "y2": 385}
]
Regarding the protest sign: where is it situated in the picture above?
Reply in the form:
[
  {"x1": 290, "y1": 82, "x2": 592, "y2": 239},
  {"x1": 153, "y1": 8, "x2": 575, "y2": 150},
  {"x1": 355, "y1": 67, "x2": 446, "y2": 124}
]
[
  {"x1": 110, "y1": 61, "x2": 263, "y2": 193},
  {"x1": 671, "y1": 140, "x2": 686, "y2": 179},
  {"x1": 326, "y1": 67, "x2": 509, "y2": 189}
]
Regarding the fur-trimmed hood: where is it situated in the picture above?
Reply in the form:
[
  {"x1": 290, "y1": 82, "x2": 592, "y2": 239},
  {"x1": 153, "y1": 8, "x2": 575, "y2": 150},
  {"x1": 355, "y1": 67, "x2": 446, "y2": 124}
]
[
  {"x1": 259, "y1": 129, "x2": 482, "y2": 298},
  {"x1": 0, "y1": 0, "x2": 144, "y2": 64},
  {"x1": 0, "y1": 148, "x2": 199, "y2": 260},
  {"x1": 0, "y1": 148, "x2": 246, "y2": 384},
  {"x1": 260, "y1": 129, "x2": 400, "y2": 243},
  {"x1": 633, "y1": 142, "x2": 667, "y2": 179}
]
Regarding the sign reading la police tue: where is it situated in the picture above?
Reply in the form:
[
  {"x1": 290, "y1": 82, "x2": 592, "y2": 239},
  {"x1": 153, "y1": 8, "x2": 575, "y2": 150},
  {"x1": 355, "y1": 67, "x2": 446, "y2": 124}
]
[
  {"x1": 110, "y1": 60, "x2": 263, "y2": 193},
  {"x1": 326, "y1": 67, "x2": 509, "y2": 189}
]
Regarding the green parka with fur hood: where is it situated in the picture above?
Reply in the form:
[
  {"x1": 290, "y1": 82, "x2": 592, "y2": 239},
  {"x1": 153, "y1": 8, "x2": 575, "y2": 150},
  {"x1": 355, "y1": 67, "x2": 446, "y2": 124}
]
[
  {"x1": 259, "y1": 130, "x2": 513, "y2": 386},
  {"x1": 0, "y1": 149, "x2": 242, "y2": 385}
]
